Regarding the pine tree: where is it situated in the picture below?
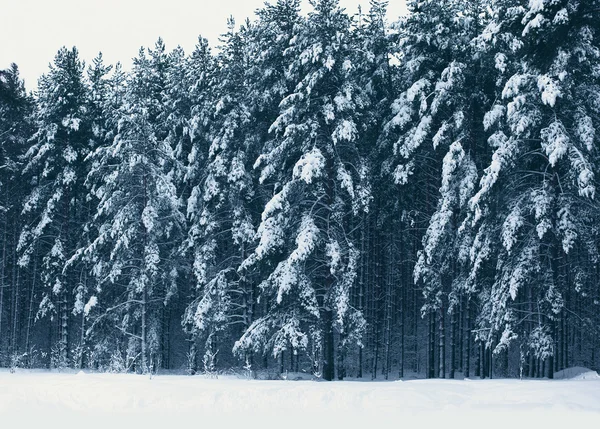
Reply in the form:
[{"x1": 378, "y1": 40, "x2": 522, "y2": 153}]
[
  {"x1": 84, "y1": 40, "x2": 185, "y2": 373},
  {"x1": 0, "y1": 64, "x2": 32, "y2": 364},
  {"x1": 183, "y1": 17, "x2": 260, "y2": 372},
  {"x1": 235, "y1": 0, "x2": 368, "y2": 380},
  {"x1": 19, "y1": 47, "x2": 91, "y2": 367},
  {"x1": 467, "y1": 0, "x2": 600, "y2": 377}
]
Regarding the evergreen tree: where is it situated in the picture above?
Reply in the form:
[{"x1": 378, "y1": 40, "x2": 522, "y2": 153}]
[
  {"x1": 183, "y1": 17, "x2": 258, "y2": 372},
  {"x1": 0, "y1": 64, "x2": 32, "y2": 364},
  {"x1": 84, "y1": 40, "x2": 185, "y2": 373},
  {"x1": 235, "y1": 0, "x2": 368, "y2": 380},
  {"x1": 467, "y1": 0, "x2": 600, "y2": 377},
  {"x1": 19, "y1": 47, "x2": 91, "y2": 367}
]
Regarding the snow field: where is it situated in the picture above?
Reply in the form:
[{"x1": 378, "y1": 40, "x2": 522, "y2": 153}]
[{"x1": 1, "y1": 370, "x2": 600, "y2": 429}]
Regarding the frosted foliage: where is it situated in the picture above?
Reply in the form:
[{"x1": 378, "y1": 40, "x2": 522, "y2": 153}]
[
  {"x1": 388, "y1": 96, "x2": 412, "y2": 130},
  {"x1": 540, "y1": 121, "x2": 568, "y2": 166},
  {"x1": 502, "y1": 74, "x2": 528, "y2": 100},
  {"x1": 62, "y1": 168, "x2": 76, "y2": 185},
  {"x1": 337, "y1": 165, "x2": 354, "y2": 199},
  {"x1": 332, "y1": 120, "x2": 357, "y2": 144},
  {"x1": 471, "y1": 137, "x2": 517, "y2": 222},
  {"x1": 431, "y1": 62, "x2": 464, "y2": 116},
  {"x1": 400, "y1": 116, "x2": 432, "y2": 158},
  {"x1": 63, "y1": 146, "x2": 77, "y2": 163},
  {"x1": 232, "y1": 213, "x2": 255, "y2": 246},
  {"x1": 483, "y1": 105, "x2": 505, "y2": 131},
  {"x1": 496, "y1": 327, "x2": 518, "y2": 353},
  {"x1": 52, "y1": 278, "x2": 62, "y2": 295},
  {"x1": 440, "y1": 142, "x2": 465, "y2": 193},
  {"x1": 529, "y1": 326, "x2": 554, "y2": 360},
  {"x1": 532, "y1": 189, "x2": 552, "y2": 239},
  {"x1": 393, "y1": 161, "x2": 414, "y2": 185},
  {"x1": 332, "y1": 245, "x2": 361, "y2": 332},
  {"x1": 458, "y1": 157, "x2": 477, "y2": 207},
  {"x1": 290, "y1": 217, "x2": 319, "y2": 265},
  {"x1": 326, "y1": 240, "x2": 341, "y2": 275},
  {"x1": 263, "y1": 188, "x2": 287, "y2": 221},
  {"x1": 233, "y1": 319, "x2": 271, "y2": 355},
  {"x1": 73, "y1": 288, "x2": 84, "y2": 315},
  {"x1": 523, "y1": 14, "x2": 548, "y2": 36},
  {"x1": 293, "y1": 148, "x2": 325, "y2": 184},
  {"x1": 553, "y1": 8, "x2": 569, "y2": 25},
  {"x1": 272, "y1": 318, "x2": 308, "y2": 357},
  {"x1": 323, "y1": 104, "x2": 335, "y2": 123},
  {"x1": 61, "y1": 117, "x2": 81, "y2": 132},
  {"x1": 191, "y1": 271, "x2": 231, "y2": 333},
  {"x1": 508, "y1": 244, "x2": 537, "y2": 301},
  {"x1": 557, "y1": 207, "x2": 577, "y2": 254},
  {"x1": 576, "y1": 167, "x2": 595, "y2": 199},
  {"x1": 273, "y1": 216, "x2": 319, "y2": 304},
  {"x1": 142, "y1": 206, "x2": 158, "y2": 232},
  {"x1": 432, "y1": 122, "x2": 449, "y2": 149},
  {"x1": 469, "y1": 229, "x2": 491, "y2": 281},
  {"x1": 249, "y1": 187, "x2": 290, "y2": 266},
  {"x1": 537, "y1": 75, "x2": 560, "y2": 107},
  {"x1": 545, "y1": 281, "x2": 564, "y2": 315},
  {"x1": 254, "y1": 216, "x2": 285, "y2": 262},
  {"x1": 84, "y1": 296, "x2": 98, "y2": 316},
  {"x1": 406, "y1": 79, "x2": 429, "y2": 103},
  {"x1": 421, "y1": 142, "x2": 475, "y2": 266},
  {"x1": 575, "y1": 114, "x2": 595, "y2": 151},
  {"x1": 502, "y1": 206, "x2": 524, "y2": 253},
  {"x1": 495, "y1": 53, "x2": 507, "y2": 73}
]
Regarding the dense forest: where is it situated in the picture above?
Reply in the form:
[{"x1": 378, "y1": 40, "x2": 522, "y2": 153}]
[{"x1": 0, "y1": 0, "x2": 599, "y2": 380}]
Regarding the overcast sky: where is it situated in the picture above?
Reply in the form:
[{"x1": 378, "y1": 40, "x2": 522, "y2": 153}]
[{"x1": 2, "y1": 0, "x2": 407, "y2": 90}]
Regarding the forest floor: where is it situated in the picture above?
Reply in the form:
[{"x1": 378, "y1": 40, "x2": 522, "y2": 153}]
[{"x1": 1, "y1": 368, "x2": 599, "y2": 429}]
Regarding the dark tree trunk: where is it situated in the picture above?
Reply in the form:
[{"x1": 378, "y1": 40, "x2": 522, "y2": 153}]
[
  {"x1": 428, "y1": 311, "x2": 435, "y2": 379},
  {"x1": 465, "y1": 299, "x2": 471, "y2": 378},
  {"x1": 439, "y1": 303, "x2": 445, "y2": 379},
  {"x1": 449, "y1": 308, "x2": 455, "y2": 379},
  {"x1": 322, "y1": 306, "x2": 334, "y2": 381}
]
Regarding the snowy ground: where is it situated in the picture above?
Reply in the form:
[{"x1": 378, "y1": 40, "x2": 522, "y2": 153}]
[{"x1": 1, "y1": 369, "x2": 599, "y2": 429}]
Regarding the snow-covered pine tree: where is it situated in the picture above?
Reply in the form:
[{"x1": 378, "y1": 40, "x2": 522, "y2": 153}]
[
  {"x1": 234, "y1": 0, "x2": 368, "y2": 381},
  {"x1": 84, "y1": 40, "x2": 185, "y2": 373},
  {"x1": 352, "y1": 0, "x2": 400, "y2": 380},
  {"x1": 236, "y1": 0, "x2": 306, "y2": 373},
  {"x1": 381, "y1": 0, "x2": 495, "y2": 378},
  {"x1": 65, "y1": 52, "x2": 115, "y2": 368},
  {"x1": 164, "y1": 37, "x2": 216, "y2": 372},
  {"x1": 182, "y1": 17, "x2": 259, "y2": 372},
  {"x1": 19, "y1": 47, "x2": 91, "y2": 367},
  {"x1": 0, "y1": 64, "x2": 32, "y2": 364},
  {"x1": 467, "y1": 0, "x2": 600, "y2": 378}
]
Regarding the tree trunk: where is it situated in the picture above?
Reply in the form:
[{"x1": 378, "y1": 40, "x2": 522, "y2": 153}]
[
  {"x1": 322, "y1": 306, "x2": 334, "y2": 381},
  {"x1": 141, "y1": 286, "x2": 147, "y2": 373},
  {"x1": 279, "y1": 350, "x2": 284, "y2": 375},
  {"x1": 399, "y1": 253, "x2": 405, "y2": 379},
  {"x1": 439, "y1": 303, "x2": 445, "y2": 379},
  {"x1": 465, "y1": 299, "x2": 471, "y2": 378},
  {"x1": 338, "y1": 333, "x2": 345, "y2": 380},
  {"x1": 428, "y1": 311, "x2": 435, "y2": 378},
  {"x1": 0, "y1": 226, "x2": 6, "y2": 364},
  {"x1": 449, "y1": 308, "x2": 455, "y2": 379},
  {"x1": 11, "y1": 264, "x2": 20, "y2": 357},
  {"x1": 357, "y1": 213, "x2": 366, "y2": 378},
  {"x1": 479, "y1": 342, "x2": 486, "y2": 379},
  {"x1": 25, "y1": 253, "x2": 38, "y2": 365}
]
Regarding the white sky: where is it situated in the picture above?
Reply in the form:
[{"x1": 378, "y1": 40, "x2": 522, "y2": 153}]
[{"x1": 2, "y1": 0, "x2": 407, "y2": 91}]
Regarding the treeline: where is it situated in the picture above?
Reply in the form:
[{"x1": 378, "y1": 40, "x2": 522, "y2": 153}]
[{"x1": 0, "y1": 0, "x2": 599, "y2": 379}]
